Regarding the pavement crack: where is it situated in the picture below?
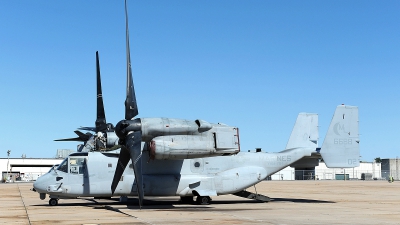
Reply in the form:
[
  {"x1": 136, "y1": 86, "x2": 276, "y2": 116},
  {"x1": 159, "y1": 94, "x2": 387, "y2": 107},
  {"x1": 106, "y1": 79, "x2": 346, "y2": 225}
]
[{"x1": 17, "y1": 183, "x2": 31, "y2": 225}]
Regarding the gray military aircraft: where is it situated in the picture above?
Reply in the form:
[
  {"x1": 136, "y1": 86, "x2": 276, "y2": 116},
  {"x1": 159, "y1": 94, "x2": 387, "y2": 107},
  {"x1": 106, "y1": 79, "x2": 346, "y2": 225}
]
[
  {"x1": 33, "y1": 104, "x2": 359, "y2": 206},
  {"x1": 32, "y1": 0, "x2": 360, "y2": 208}
]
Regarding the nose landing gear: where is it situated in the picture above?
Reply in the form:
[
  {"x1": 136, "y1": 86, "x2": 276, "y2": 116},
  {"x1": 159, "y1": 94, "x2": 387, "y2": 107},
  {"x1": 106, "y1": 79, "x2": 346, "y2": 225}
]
[{"x1": 49, "y1": 198, "x2": 58, "y2": 206}]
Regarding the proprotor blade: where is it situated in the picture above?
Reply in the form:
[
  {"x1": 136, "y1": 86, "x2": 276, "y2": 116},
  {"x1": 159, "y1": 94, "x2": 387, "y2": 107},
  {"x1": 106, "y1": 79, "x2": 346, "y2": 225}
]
[
  {"x1": 78, "y1": 127, "x2": 96, "y2": 132},
  {"x1": 54, "y1": 130, "x2": 92, "y2": 142},
  {"x1": 124, "y1": 0, "x2": 139, "y2": 120},
  {"x1": 95, "y1": 51, "x2": 107, "y2": 132},
  {"x1": 126, "y1": 131, "x2": 143, "y2": 208},
  {"x1": 54, "y1": 137, "x2": 84, "y2": 142},
  {"x1": 110, "y1": 131, "x2": 143, "y2": 208},
  {"x1": 111, "y1": 146, "x2": 131, "y2": 194},
  {"x1": 74, "y1": 130, "x2": 92, "y2": 141}
]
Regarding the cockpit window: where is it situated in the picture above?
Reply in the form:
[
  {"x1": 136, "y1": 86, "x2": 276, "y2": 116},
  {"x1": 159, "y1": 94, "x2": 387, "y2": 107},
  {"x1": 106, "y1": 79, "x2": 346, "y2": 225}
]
[
  {"x1": 47, "y1": 164, "x2": 59, "y2": 173},
  {"x1": 70, "y1": 157, "x2": 86, "y2": 174},
  {"x1": 57, "y1": 158, "x2": 68, "y2": 173}
]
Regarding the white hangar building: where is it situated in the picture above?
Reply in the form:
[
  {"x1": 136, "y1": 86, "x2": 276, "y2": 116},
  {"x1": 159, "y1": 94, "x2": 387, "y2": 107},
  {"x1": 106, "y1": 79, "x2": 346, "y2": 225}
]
[
  {"x1": 1, "y1": 149, "x2": 73, "y2": 182},
  {"x1": 270, "y1": 161, "x2": 383, "y2": 180},
  {"x1": 1, "y1": 157, "x2": 63, "y2": 182}
]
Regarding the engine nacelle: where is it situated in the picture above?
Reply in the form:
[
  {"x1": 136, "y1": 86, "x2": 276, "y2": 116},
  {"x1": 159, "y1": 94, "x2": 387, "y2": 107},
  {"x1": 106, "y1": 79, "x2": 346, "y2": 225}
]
[
  {"x1": 141, "y1": 118, "x2": 198, "y2": 141},
  {"x1": 105, "y1": 132, "x2": 119, "y2": 147},
  {"x1": 149, "y1": 126, "x2": 240, "y2": 160},
  {"x1": 141, "y1": 118, "x2": 217, "y2": 141}
]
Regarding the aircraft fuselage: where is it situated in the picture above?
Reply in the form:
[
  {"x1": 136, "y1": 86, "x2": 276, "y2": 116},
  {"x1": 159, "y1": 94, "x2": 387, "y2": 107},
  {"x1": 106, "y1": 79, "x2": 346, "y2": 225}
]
[{"x1": 34, "y1": 148, "x2": 313, "y2": 199}]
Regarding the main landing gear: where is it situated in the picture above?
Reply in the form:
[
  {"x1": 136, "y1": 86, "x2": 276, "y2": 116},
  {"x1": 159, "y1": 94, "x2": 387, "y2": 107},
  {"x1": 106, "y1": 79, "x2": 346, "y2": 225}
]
[
  {"x1": 49, "y1": 198, "x2": 58, "y2": 206},
  {"x1": 180, "y1": 196, "x2": 212, "y2": 205},
  {"x1": 196, "y1": 196, "x2": 211, "y2": 205}
]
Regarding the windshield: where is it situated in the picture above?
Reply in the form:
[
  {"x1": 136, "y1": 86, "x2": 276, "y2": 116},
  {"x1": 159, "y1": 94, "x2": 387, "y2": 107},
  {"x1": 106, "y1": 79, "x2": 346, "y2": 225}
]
[
  {"x1": 57, "y1": 158, "x2": 68, "y2": 173},
  {"x1": 47, "y1": 164, "x2": 59, "y2": 173}
]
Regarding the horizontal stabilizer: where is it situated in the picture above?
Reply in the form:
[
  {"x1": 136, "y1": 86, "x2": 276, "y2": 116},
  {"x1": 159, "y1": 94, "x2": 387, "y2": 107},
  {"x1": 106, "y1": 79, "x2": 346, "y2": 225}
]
[{"x1": 320, "y1": 105, "x2": 359, "y2": 168}]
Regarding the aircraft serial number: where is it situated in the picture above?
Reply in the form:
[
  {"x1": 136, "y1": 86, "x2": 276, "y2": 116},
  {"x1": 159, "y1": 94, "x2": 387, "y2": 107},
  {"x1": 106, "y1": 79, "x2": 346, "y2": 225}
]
[
  {"x1": 334, "y1": 139, "x2": 352, "y2": 145},
  {"x1": 348, "y1": 159, "x2": 357, "y2": 165}
]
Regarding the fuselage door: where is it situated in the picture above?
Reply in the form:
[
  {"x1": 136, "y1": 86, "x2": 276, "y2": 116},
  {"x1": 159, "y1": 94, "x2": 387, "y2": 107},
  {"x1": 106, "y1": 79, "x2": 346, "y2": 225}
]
[
  {"x1": 68, "y1": 155, "x2": 91, "y2": 194},
  {"x1": 69, "y1": 156, "x2": 87, "y2": 175}
]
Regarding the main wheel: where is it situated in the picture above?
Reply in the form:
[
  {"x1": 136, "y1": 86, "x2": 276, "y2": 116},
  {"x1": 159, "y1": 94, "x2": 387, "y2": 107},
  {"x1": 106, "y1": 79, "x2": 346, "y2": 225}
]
[
  {"x1": 196, "y1": 196, "x2": 211, "y2": 205},
  {"x1": 49, "y1": 198, "x2": 58, "y2": 206},
  {"x1": 180, "y1": 196, "x2": 194, "y2": 204}
]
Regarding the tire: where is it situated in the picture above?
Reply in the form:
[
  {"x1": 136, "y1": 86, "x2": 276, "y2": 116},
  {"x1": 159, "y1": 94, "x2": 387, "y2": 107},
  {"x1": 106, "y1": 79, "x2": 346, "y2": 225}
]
[
  {"x1": 49, "y1": 198, "x2": 58, "y2": 206},
  {"x1": 196, "y1": 196, "x2": 211, "y2": 205}
]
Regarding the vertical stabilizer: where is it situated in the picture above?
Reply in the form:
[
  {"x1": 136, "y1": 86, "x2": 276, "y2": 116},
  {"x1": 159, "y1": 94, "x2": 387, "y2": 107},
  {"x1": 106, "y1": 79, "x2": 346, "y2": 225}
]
[
  {"x1": 286, "y1": 113, "x2": 318, "y2": 149},
  {"x1": 320, "y1": 105, "x2": 360, "y2": 168}
]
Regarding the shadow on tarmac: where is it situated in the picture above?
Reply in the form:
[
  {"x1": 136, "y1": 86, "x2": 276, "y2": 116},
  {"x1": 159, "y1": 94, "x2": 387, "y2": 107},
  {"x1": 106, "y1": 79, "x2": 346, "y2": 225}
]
[
  {"x1": 31, "y1": 196, "x2": 334, "y2": 210},
  {"x1": 270, "y1": 198, "x2": 335, "y2": 203},
  {"x1": 30, "y1": 197, "x2": 334, "y2": 218}
]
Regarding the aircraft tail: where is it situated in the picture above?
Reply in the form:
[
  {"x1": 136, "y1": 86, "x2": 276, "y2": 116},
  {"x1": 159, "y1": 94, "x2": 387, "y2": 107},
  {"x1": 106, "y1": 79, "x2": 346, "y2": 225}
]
[
  {"x1": 320, "y1": 105, "x2": 360, "y2": 168},
  {"x1": 286, "y1": 113, "x2": 318, "y2": 149}
]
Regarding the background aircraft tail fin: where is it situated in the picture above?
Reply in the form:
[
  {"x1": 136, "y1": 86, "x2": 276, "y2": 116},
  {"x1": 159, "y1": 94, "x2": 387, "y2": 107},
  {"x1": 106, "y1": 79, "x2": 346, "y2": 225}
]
[
  {"x1": 320, "y1": 105, "x2": 360, "y2": 168},
  {"x1": 286, "y1": 113, "x2": 319, "y2": 149}
]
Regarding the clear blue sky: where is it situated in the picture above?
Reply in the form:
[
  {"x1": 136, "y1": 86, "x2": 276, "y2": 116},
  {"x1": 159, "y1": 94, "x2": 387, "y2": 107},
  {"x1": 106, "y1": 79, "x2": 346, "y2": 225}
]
[{"x1": 1, "y1": 1, "x2": 399, "y2": 161}]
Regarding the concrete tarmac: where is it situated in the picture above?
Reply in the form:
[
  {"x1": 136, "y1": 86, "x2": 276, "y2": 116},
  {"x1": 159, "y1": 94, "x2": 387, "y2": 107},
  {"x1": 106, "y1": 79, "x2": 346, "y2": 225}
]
[{"x1": 1, "y1": 180, "x2": 399, "y2": 225}]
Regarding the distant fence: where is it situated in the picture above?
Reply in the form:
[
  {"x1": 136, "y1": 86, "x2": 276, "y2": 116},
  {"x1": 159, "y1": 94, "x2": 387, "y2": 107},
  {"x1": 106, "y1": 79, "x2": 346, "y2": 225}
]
[{"x1": 269, "y1": 170, "x2": 400, "y2": 181}]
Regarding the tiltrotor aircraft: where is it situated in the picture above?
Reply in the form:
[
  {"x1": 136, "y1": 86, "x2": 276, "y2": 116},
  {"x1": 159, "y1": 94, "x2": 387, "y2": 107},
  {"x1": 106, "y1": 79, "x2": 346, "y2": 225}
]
[
  {"x1": 32, "y1": 0, "x2": 360, "y2": 207},
  {"x1": 33, "y1": 105, "x2": 359, "y2": 207}
]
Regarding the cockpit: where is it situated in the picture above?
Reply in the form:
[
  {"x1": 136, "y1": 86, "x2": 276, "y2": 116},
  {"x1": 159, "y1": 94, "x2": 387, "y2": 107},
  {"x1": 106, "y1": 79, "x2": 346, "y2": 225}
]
[{"x1": 56, "y1": 152, "x2": 88, "y2": 175}]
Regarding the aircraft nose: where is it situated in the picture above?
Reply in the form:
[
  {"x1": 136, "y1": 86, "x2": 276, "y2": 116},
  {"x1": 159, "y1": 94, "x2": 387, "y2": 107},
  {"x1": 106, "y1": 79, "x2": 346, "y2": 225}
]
[{"x1": 33, "y1": 175, "x2": 48, "y2": 193}]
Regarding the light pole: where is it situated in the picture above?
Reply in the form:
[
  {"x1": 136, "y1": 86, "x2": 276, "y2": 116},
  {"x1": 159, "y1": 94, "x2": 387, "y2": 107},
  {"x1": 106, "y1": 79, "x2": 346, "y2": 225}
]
[{"x1": 6, "y1": 150, "x2": 11, "y2": 182}]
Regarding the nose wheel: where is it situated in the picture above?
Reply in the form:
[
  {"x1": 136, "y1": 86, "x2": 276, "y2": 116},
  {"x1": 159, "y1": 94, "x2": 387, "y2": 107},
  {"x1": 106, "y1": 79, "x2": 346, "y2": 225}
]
[{"x1": 49, "y1": 198, "x2": 58, "y2": 206}]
